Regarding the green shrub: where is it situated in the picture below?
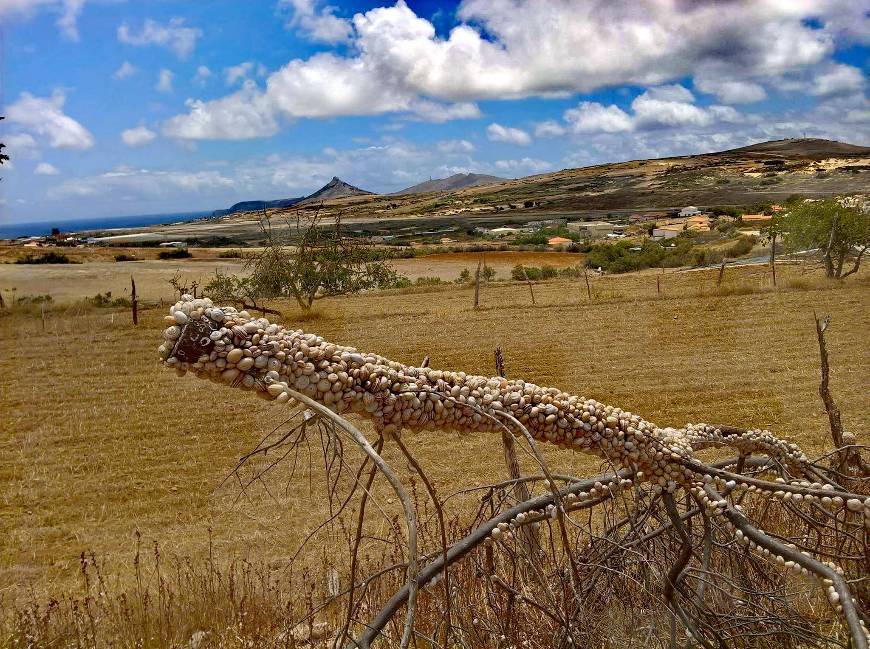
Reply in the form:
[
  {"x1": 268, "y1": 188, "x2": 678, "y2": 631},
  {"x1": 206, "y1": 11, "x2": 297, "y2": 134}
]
[
  {"x1": 158, "y1": 248, "x2": 192, "y2": 259},
  {"x1": 511, "y1": 264, "x2": 557, "y2": 281},
  {"x1": 15, "y1": 252, "x2": 78, "y2": 264},
  {"x1": 725, "y1": 235, "x2": 757, "y2": 258},
  {"x1": 87, "y1": 291, "x2": 132, "y2": 308},
  {"x1": 414, "y1": 276, "x2": 442, "y2": 286},
  {"x1": 113, "y1": 253, "x2": 137, "y2": 262},
  {"x1": 217, "y1": 249, "x2": 243, "y2": 259},
  {"x1": 14, "y1": 294, "x2": 53, "y2": 305}
]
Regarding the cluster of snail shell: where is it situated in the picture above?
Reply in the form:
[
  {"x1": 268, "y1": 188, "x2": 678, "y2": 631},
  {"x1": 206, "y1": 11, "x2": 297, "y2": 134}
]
[
  {"x1": 160, "y1": 296, "x2": 869, "y2": 638},
  {"x1": 158, "y1": 296, "x2": 861, "y2": 510}
]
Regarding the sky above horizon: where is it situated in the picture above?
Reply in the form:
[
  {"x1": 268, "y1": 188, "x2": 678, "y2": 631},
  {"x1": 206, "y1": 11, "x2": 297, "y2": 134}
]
[{"x1": 1, "y1": 0, "x2": 869, "y2": 223}]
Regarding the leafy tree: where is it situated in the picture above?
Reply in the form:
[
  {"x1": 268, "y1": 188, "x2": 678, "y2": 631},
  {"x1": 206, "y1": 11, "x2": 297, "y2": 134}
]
[
  {"x1": 206, "y1": 211, "x2": 399, "y2": 311},
  {"x1": 781, "y1": 198, "x2": 869, "y2": 279}
]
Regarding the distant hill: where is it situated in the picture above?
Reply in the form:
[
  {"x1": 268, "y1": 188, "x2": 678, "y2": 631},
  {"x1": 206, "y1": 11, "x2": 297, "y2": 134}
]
[
  {"x1": 212, "y1": 197, "x2": 303, "y2": 218},
  {"x1": 396, "y1": 172, "x2": 508, "y2": 195},
  {"x1": 303, "y1": 176, "x2": 373, "y2": 202},
  {"x1": 211, "y1": 176, "x2": 372, "y2": 217},
  {"x1": 718, "y1": 138, "x2": 870, "y2": 159}
]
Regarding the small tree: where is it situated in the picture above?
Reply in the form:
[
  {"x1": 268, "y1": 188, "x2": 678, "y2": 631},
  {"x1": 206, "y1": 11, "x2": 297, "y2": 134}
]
[
  {"x1": 207, "y1": 210, "x2": 398, "y2": 311},
  {"x1": 782, "y1": 198, "x2": 869, "y2": 278}
]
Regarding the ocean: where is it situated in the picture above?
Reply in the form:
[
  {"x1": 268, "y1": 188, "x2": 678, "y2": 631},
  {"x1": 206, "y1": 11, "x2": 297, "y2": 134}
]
[{"x1": 0, "y1": 210, "x2": 216, "y2": 239}]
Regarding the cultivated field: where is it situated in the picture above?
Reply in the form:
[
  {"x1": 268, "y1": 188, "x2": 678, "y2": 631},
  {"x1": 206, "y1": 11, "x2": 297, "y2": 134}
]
[{"x1": 0, "y1": 250, "x2": 585, "y2": 303}]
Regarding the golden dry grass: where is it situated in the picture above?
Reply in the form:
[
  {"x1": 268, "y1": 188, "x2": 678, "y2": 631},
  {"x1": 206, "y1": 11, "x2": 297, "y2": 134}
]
[
  {"x1": 1, "y1": 260, "x2": 868, "y2": 610},
  {"x1": 0, "y1": 248, "x2": 584, "y2": 303}
]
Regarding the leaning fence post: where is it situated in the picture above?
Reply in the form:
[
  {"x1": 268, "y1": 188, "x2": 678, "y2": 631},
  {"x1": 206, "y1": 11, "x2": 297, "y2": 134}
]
[
  {"x1": 131, "y1": 275, "x2": 139, "y2": 326},
  {"x1": 474, "y1": 258, "x2": 482, "y2": 309}
]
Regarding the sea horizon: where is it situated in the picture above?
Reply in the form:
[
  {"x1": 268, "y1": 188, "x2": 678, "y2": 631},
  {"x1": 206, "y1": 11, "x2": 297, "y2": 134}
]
[{"x1": 0, "y1": 210, "x2": 217, "y2": 240}]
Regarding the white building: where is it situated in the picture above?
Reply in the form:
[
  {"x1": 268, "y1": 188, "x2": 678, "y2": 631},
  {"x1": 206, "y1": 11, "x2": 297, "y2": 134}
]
[{"x1": 679, "y1": 206, "x2": 701, "y2": 217}]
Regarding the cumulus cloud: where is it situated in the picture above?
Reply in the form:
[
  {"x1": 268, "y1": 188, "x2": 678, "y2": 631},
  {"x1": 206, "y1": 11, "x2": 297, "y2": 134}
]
[
  {"x1": 118, "y1": 18, "x2": 202, "y2": 59},
  {"x1": 406, "y1": 100, "x2": 481, "y2": 123},
  {"x1": 163, "y1": 81, "x2": 280, "y2": 140},
  {"x1": 533, "y1": 120, "x2": 566, "y2": 138},
  {"x1": 112, "y1": 61, "x2": 137, "y2": 80},
  {"x1": 225, "y1": 62, "x2": 255, "y2": 86},
  {"x1": 193, "y1": 65, "x2": 213, "y2": 84},
  {"x1": 694, "y1": 77, "x2": 767, "y2": 104},
  {"x1": 494, "y1": 158, "x2": 553, "y2": 175},
  {"x1": 542, "y1": 85, "x2": 743, "y2": 137},
  {"x1": 563, "y1": 102, "x2": 633, "y2": 133},
  {"x1": 436, "y1": 139, "x2": 475, "y2": 154},
  {"x1": 6, "y1": 90, "x2": 95, "y2": 150},
  {"x1": 34, "y1": 162, "x2": 60, "y2": 175},
  {"x1": 121, "y1": 126, "x2": 157, "y2": 147},
  {"x1": 811, "y1": 64, "x2": 866, "y2": 97},
  {"x1": 279, "y1": 0, "x2": 352, "y2": 44},
  {"x1": 156, "y1": 69, "x2": 174, "y2": 93},
  {"x1": 52, "y1": 166, "x2": 235, "y2": 199},
  {"x1": 5, "y1": 132, "x2": 39, "y2": 154},
  {"x1": 0, "y1": 0, "x2": 86, "y2": 39},
  {"x1": 487, "y1": 123, "x2": 532, "y2": 146},
  {"x1": 165, "y1": 1, "x2": 864, "y2": 140}
]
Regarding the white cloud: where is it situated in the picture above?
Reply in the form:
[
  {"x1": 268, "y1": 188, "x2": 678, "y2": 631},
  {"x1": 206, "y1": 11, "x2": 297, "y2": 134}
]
[
  {"x1": 193, "y1": 65, "x2": 213, "y2": 84},
  {"x1": 494, "y1": 157, "x2": 553, "y2": 175},
  {"x1": 117, "y1": 18, "x2": 202, "y2": 59},
  {"x1": 34, "y1": 162, "x2": 60, "y2": 175},
  {"x1": 0, "y1": 0, "x2": 86, "y2": 39},
  {"x1": 811, "y1": 64, "x2": 866, "y2": 97},
  {"x1": 56, "y1": 0, "x2": 84, "y2": 40},
  {"x1": 534, "y1": 120, "x2": 566, "y2": 138},
  {"x1": 163, "y1": 81, "x2": 280, "y2": 140},
  {"x1": 52, "y1": 165, "x2": 235, "y2": 199},
  {"x1": 164, "y1": 1, "x2": 864, "y2": 140},
  {"x1": 224, "y1": 61, "x2": 256, "y2": 86},
  {"x1": 436, "y1": 139, "x2": 475, "y2": 154},
  {"x1": 487, "y1": 123, "x2": 532, "y2": 146},
  {"x1": 550, "y1": 85, "x2": 744, "y2": 137},
  {"x1": 156, "y1": 69, "x2": 174, "y2": 93},
  {"x1": 279, "y1": 0, "x2": 352, "y2": 44},
  {"x1": 121, "y1": 126, "x2": 157, "y2": 147},
  {"x1": 6, "y1": 90, "x2": 95, "y2": 150},
  {"x1": 5, "y1": 132, "x2": 39, "y2": 153},
  {"x1": 563, "y1": 102, "x2": 633, "y2": 133},
  {"x1": 406, "y1": 100, "x2": 481, "y2": 123},
  {"x1": 112, "y1": 61, "x2": 137, "y2": 80},
  {"x1": 694, "y1": 77, "x2": 767, "y2": 104}
]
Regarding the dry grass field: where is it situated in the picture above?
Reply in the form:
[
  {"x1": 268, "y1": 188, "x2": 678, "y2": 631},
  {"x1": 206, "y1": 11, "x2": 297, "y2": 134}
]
[
  {"x1": 1, "y1": 259, "x2": 868, "y2": 643},
  {"x1": 0, "y1": 249, "x2": 583, "y2": 304}
]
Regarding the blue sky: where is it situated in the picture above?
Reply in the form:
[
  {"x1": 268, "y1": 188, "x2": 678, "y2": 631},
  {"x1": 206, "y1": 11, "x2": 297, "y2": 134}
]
[{"x1": 1, "y1": 0, "x2": 868, "y2": 222}]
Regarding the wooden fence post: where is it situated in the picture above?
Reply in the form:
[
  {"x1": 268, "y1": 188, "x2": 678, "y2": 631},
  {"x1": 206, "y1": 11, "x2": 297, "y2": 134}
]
[
  {"x1": 522, "y1": 267, "x2": 536, "y2": 305},
  {"x1": 473, "y1": 258, "x2": 482, "y2": 309},
  {"x1": 770, "y1": 232, "x2": 777, "y2": 286},
  {"x1": 583, "y1": 266, "x2": 592, "y2": 300},
  {"x1": 131, "y1": 275, "x2": 138, "y2": 325}
]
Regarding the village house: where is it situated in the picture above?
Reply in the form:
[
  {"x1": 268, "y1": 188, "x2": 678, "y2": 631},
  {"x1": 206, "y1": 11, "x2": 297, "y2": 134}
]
[
  {"x1": 741, "y1": 214, "x2": 772, "y2": 224},
  {"x1": 685, "y1": 214, "x2": 712, "y2": 232},
  {"x1": 679, "y1": 206, "x2": 702, "y2": 217},
  {"x1": 566, "y1": 221, "x2": 615, "y2": 239},
  {"x1": 488, "y1": 226, "x2": 520, "y2": 238},
  {"x1": 652, "y1": 223, "x2": 686, "y2": 240}
]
